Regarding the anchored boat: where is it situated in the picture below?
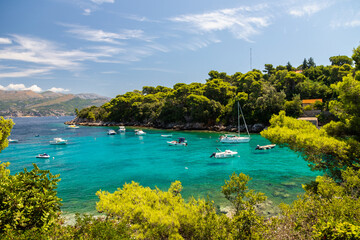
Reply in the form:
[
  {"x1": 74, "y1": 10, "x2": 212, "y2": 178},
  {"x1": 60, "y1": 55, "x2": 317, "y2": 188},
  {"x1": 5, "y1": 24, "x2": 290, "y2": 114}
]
[
  {"x1": 220, "y1": 102, "x2": 250, "y2": 143},
  {"x1": 210, "y1": 148, "x2": 238, "y2": 158}
]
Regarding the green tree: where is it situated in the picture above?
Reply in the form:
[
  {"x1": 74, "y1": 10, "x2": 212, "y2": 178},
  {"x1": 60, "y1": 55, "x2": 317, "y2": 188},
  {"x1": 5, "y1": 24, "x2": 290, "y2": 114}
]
[
  {"x1": 286, "y1": 61, "x2": 293, "y2": 71},
  {"x1": 0, "y1": 117, "x2": 13, "y2": 153},
  {"x1": 302, "y1": 58, "x2": 308, "y2": 70},
  {"x1": 96, "y1": 181, "x2": 231, "y2": 239},
  {"x1": 222, "y1": 172, "x2": 266, "y2": 239},
  {"x1": 329, "y1": 55, "x2": 354, "y2": 66},
  {"x1": 261, "y1": 111, "x2": 355, "y2": 179},
  {"x1": 308, "y1": 57, "x2": 316, "y2": 67},
  {"x1": 0, "y1": 163, "x2": 62, "y2": 232},
  {"x1": 352, "y1": 45, "x2": 360, "y2": 70},
  {"x1": 272, "y1": 168, "x2": 360, "y2": 239},
  {"x1": 263, "y1": 64, "x2": 275, "y2": 76}
]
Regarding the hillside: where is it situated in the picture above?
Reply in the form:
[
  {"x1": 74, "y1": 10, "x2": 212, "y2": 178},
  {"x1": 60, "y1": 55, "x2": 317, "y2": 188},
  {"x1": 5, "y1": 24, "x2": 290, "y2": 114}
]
[{"x1": 0, "y1": 90, "x2": 110, "y2": 117}]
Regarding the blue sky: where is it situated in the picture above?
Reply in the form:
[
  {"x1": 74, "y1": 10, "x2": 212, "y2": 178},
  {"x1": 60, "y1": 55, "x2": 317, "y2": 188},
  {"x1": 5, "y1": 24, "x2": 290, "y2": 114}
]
[{"x1": 0, "y1": 0, "x2": 359, "y2": 97}]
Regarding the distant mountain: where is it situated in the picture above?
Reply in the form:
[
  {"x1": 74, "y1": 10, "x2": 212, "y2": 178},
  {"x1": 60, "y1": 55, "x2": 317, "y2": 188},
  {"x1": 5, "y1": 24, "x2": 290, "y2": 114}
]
[{"x1": 0, "y1": 90, "x2": 110, "y2": 117}]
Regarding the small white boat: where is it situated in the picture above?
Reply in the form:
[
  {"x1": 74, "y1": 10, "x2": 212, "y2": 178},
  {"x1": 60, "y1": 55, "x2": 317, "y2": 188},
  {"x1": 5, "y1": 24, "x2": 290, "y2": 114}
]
[
  {"x1": 8, "y1": 139, "x2": 19, "y2": 143},
  {"x1": 210, "y1": 149, "x2": 238, "y2": 158},
  {"x1": 36, "y1": 153, "x2": 50, "y2": 159},
  {"x1": 118, "y1": 126, "x2": 126, "y2": 133},
  {"x1": 255, "y1": 144, "x2": 276, "y2": 150},
  {"x1": 107, "y1": 130, "x2": 116, "y2": 135},
  {"x1": 167, "y1": 137, "x2": 187, "y2": 146},
  {"x1": 50, "y1": 138, "x2": 67, "y2": 145},
  {"x1": 67, "y1": 124, "x2": 79, "y2": 129},
  {"x1": 135, "y1": 129, "x2": 146, "y2": 135},
  {"x1": 161, "y1": 134, "x2": 173, "y2": 138}
]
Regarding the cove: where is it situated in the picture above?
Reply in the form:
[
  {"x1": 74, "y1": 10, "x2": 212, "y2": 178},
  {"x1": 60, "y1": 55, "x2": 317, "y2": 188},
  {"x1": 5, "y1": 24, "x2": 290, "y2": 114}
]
[{"x1": 2, "y1": 116, "x2": 318, "y2": 215}]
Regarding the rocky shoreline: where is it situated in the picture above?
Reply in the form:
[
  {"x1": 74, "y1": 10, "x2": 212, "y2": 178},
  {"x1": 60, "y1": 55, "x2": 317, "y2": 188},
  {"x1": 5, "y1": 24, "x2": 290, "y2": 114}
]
[{"x1": 65, "y1": 117, "x2": 267, "y2": 133}]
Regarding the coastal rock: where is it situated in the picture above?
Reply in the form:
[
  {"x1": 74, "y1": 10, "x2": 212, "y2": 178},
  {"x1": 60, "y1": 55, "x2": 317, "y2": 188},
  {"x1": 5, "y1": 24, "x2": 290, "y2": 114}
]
[
  {"x1": 251, "y1": 123, "x2": 265, "y2": 132},
  {"x1": 65, "y1": 117, "x2": 268, "y2": 133}
]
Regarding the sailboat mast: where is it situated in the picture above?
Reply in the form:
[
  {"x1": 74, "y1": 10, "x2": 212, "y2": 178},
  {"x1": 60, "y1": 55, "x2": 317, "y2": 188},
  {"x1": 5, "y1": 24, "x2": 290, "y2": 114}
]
[
  {"x1": 238, "y1": 102, "x2": 250, "y2": 137},
  {"x1": 237, "y1": 101, "x2": 240, "y2": 136}
]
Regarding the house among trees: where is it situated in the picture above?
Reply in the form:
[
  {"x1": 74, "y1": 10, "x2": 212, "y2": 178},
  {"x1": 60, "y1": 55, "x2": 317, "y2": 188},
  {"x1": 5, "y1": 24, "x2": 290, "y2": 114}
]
[{"x1": 302, "y1": 99, "x2": 322, "y2": 108}]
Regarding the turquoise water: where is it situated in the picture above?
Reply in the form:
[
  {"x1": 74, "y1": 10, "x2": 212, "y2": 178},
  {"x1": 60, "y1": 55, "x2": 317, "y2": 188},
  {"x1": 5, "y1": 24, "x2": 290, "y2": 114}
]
[{"x1": 2, "y1": 117, "x2": 318, "y2": 214}]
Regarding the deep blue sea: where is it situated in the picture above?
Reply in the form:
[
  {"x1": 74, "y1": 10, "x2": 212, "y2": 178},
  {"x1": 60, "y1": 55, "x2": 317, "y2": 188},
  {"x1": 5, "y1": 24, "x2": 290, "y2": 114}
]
[{"x1": 1, "y1": 116, "x2": 318, "y2": 215}]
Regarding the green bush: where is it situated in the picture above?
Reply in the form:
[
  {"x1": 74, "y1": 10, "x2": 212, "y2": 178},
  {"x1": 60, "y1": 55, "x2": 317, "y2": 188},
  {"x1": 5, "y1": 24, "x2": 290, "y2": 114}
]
[{"x1": 0, "y1": 162, "x2": 61, "y2": 232}]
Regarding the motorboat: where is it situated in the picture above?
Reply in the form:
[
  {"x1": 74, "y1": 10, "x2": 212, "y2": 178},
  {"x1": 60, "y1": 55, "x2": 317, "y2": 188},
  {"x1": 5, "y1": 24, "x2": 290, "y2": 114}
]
[
  {"x1": 255, "y1": 144, "x2": 276, "y2": 150},
  {"x1": 67, "y1": 124, "x2": 79, "y2": 129},
  {"x1": 118, "y1": 126, "x2": 126, "y2": 133},
  {"x1": 167, "y1": 137, "x2": 187, "y2": 146},
  {"x1": 210, "y1": 149, "x2": 238, "y2": 158},
  {"x1": 220, "y1": 102, "x2": 250, "y2": 143},
  {"x1": 107, "y1": 130, "x2": 116, "y2": 135},
  {"x1": 8, "y1": 139, "x2": 19, "y2": 143},
  {"x1": 135, "y1": 129, "x2": 146, "y2": 135},
  {"x1": 36, "y1": 153, "x2": 50, "y2": 159},
  {"x1": 50, "y1": 138, "x2": 67, "y2": 145},
  {"x1": 161, "y1": 134, "x2": 173, "y2": 138}
]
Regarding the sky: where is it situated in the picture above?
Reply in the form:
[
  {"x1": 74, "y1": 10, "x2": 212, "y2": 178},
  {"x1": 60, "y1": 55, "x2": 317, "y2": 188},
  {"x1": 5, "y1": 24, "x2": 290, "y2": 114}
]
[{"x1": 0, "y1": 0, "x2": 359, "y2": 97}]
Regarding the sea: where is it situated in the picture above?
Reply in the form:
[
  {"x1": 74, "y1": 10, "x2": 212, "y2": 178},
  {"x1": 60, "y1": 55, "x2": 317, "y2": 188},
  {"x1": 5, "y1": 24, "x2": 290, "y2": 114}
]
[{"x1": 1, "y1": 116, "x2": 319, "y2": 216}]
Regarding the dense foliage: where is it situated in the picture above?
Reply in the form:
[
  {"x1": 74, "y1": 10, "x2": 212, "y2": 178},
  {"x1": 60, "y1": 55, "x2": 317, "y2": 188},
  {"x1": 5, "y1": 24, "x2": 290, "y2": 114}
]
[
  {"x1": 77, "y1": 46, "x2": 358, "y2": 128},
  {"x1": 261, "y1": 72, "x2": 360, "y2": 180},
  {"x1": 0, "y1": 162, "x2": 61, "y2": 232},
  {"x1": 0, "y1": 117, "x2": 13, "y2": 153}
]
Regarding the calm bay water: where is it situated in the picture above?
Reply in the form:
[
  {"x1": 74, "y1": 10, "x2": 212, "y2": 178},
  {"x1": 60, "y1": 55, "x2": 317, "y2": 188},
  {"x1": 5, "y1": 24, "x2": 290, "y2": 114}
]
[{"x1": 2, "y1": 116, "x2": 318, "y2": 214}]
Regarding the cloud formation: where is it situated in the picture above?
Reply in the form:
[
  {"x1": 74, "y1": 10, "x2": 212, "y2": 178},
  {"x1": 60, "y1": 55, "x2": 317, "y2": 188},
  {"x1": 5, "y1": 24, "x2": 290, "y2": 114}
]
[
  {"x1": 288, "y1": 1, "x2": 332, "y2": 17},
  {"x1": 48, "y1": 87, "x2": 70, "y2": 93},
  {"x1": 0, "y1": 83, "x2": 42, "y2": 92},
  {"x1": 0, "y1": 68, "x2": 51, "y2": 78},
  {"x1": 170, "y1": 4, "x2": 271, "y2": 42},
  {"x1": 0, "y1": 84, "x2": 70, "y2": 93},
  {"x1": 0, "y1": 38, "x2": 12, "y2": 44},
  {"x1": 91, "y1": 0, "x2": 114, "y2": 4},
  {"x1": 83, "y1": 9, "x2": 92, "y2": 15},
  {"x1": 0, "y1": 35, "x2": 120, "y2": 71},
  {"x1": 62, "y1": 24, "x2": 153, "y2": 44}
]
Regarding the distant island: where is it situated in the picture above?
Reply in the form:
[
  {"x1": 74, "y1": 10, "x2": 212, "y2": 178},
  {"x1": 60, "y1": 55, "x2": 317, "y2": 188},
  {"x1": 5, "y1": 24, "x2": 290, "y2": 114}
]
[{"x1": 0, "y1": 90, "x2": 110, "y2": 117}]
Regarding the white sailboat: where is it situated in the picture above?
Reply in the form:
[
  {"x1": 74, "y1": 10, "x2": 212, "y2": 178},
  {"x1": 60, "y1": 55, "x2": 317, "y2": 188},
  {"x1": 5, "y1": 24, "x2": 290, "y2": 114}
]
[{"x1": 220, "y1": 102, "x2": 250, "y2": 143}]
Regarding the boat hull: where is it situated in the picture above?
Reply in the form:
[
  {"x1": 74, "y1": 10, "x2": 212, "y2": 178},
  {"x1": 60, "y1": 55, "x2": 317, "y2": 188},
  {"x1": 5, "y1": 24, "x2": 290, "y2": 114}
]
[
  {"x1": 167, "y1": 141, "x2": 187, "y2": 146},
  {"x1": 50, "y1": 142, "x2": 67, "y2": 145},
  {"x1": 220, "y1": 137, "x2": 250, "y2": 143},
  {"x1": 213, "y1": 150, "x2": 238, "y2": 158}
]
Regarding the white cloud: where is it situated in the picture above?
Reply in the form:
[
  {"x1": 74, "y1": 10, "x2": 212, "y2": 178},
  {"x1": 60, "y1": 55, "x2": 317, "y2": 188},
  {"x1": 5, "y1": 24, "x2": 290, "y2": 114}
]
[
  {"x1": 0, "y1": 38, "x2": 12, "y2": 44},
  {"x1": 131, "y1": 67, "x2": 180, "y2": 73},
  {"x1": 91, "y1": 0, "x2": 114, "y2": 4},
  {"x1": 170, "y1": 4, "x2": 271, "y2": 42},
  {"x1": 83, "y1": 9, "x2": 92, "y2": 15},
  {"x1": 0, "y1": 83, "x2": 42, "y2": 92},
  {"x1": 48, "y1": 87, "x2": 70, "y2": 93},
  {"x1": 62, "y1": 24, "x2": 153, "y2": 44},
  {"x1": 288, "y1": 1, "x2": 332, "y2": 17},
  {"x1": 0, "y1": 35, "x2": 118, "y2": 71},
  {"x1": 0, "y1": 68, "x2": 51, "y2": 78},
  {"x1": 330, "y1": 10, "x2": 360, "y2": 28}
]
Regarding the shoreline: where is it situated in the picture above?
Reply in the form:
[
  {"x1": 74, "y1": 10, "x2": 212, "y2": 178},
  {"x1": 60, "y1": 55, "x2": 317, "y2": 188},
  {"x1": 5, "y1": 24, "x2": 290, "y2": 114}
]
[{"x1": 65, "y1": 117, "x2": 267, "y2": 133}]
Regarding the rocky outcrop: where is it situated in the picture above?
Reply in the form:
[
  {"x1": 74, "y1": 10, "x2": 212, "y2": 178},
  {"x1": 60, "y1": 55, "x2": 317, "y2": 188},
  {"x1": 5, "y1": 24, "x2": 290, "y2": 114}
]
[{"x1": 65, "y1": 118, "x2": 267, "y2": 133}]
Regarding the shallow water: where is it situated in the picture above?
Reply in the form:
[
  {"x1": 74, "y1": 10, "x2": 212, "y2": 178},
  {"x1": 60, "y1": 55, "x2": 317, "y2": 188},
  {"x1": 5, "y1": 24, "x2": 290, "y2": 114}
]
[{"x1": 2, "y1": 116, "x2": 318, "y2": 214}]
